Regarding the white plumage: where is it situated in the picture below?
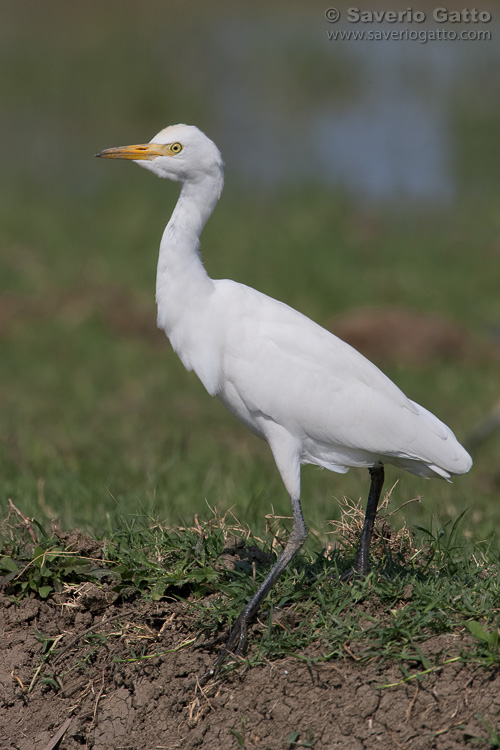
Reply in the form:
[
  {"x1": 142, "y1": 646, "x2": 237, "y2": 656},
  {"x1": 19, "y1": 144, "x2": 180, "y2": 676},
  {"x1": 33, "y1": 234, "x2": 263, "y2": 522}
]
[
  {"x1": 96, "y1": 124, "x2": 472, "y2": 671},
  {"x1": 213, "y1": 280, "x2": 467, "y2": 479}
]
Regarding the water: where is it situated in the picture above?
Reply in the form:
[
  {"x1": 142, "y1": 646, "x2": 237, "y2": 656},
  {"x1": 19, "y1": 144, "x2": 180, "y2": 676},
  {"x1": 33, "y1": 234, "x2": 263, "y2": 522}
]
[
  {"x1": 3, "y1": 2, "x2": 499, "y2": 206},
  {"x1": 210, "y1": 10, "x2": 499, "y2": 203}
]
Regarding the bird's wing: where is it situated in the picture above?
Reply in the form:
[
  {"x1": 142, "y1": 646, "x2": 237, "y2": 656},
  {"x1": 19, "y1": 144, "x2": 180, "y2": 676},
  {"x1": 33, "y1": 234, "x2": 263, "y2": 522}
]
[{"x1": 213, "y1": 280, "x2": 463, "y2": 470}]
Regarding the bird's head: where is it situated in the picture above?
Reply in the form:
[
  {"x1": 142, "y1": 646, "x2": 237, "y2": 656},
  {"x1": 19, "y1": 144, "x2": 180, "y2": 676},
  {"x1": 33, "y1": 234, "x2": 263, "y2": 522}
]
[{"x1": 95, "y1": 124, "x2": 224, "y2": 184}]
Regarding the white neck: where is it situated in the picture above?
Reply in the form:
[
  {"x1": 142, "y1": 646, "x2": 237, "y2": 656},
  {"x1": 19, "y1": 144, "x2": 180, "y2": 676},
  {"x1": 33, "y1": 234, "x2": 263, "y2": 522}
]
[
  {"x1": 156, "y1": 172, "x2": 222, "y2": 329},
  {"x1": 155, "y1": 170, "x2": 224, "y2": 397}
]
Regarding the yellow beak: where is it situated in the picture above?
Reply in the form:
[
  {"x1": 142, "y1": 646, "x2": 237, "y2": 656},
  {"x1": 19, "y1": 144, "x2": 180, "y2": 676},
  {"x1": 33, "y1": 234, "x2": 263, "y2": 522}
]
[{"x1": 95, "y1": 143, "x2": 168, "y2": 160}]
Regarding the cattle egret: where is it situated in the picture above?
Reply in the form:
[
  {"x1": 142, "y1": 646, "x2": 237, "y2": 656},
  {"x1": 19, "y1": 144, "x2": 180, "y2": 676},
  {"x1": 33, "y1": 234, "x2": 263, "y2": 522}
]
[{"x1": 96, "y1": 125, "x2": 472, "y2": 673}]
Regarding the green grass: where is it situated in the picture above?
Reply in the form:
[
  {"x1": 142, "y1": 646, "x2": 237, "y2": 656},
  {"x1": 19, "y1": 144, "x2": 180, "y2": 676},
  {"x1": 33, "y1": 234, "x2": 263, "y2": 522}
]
[
  {"x1": 2, "y1": 508, "x2": 499, "y2": 685},
  {"x1": 0, "y1": 181, "x2": 498, "y2": 541},
  {"x1": 1, "y1": 2, "x2": 499, "y2": 548}
]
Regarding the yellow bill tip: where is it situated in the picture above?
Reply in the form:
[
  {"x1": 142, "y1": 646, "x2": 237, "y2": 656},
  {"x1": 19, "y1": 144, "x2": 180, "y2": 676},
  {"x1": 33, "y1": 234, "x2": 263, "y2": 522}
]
[{"x1": 94, "y1": 143, "x2": 167, "y2": 160}]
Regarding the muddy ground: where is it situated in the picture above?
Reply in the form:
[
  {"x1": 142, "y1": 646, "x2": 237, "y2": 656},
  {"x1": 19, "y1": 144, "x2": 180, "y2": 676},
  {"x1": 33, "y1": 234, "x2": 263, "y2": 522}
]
[{"x1": 1, "y1": 532, "x2": 499, "y2": 750}]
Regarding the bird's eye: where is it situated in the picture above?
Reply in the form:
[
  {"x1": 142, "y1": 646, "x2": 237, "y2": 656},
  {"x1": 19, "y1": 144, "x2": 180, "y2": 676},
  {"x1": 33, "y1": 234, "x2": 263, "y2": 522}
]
[{"x1": 169, "y1": 142, "x2": 183, "y2": 154}]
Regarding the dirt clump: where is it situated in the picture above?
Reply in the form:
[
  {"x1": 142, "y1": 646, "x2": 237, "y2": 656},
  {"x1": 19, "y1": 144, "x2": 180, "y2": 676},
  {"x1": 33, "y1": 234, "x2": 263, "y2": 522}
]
[
  {"x1": 1, "y1": 578, "x2": 499, "y2": 750},
  {"x1": 329, "y1": 306, "x2": 497, "y2": 367}
]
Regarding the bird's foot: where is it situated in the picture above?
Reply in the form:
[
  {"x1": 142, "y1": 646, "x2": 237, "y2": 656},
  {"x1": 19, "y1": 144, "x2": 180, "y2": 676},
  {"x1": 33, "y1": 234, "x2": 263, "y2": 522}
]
[
  {"x1": 339, "y1": 567, "x2": 356, "y2": 582},
  {"x1": 197, "y1": 614, "x2": 249, "y2": 686},
  {"x1": 339, "y1": 561, "x2": 370, "y2": 582}
]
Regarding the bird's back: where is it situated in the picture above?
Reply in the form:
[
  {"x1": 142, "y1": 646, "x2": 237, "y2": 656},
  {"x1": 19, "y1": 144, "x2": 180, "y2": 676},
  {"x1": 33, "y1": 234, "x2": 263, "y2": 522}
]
[{"x1": 212, "y1": 280, "x2": 472, "y2": 479}]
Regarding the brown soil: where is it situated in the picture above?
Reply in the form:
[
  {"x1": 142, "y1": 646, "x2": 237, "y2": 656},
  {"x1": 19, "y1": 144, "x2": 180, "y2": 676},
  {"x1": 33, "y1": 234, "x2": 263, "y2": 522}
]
[
  {"x1": 329, "y1": 306, "x2": 498, "y2": 366},
  {"x1": 1, "y1": 533, "x2": 499, "y2": 750}
]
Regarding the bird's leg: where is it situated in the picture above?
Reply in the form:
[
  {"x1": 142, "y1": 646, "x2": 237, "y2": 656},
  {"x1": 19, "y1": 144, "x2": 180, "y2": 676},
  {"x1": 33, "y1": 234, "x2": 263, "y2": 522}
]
[
  {"x1": 351, "y1": 465, "x2": 385, "y2": 576},
  {"x1": 202, "y1": 495, "x2": 307, "y2": 681}
]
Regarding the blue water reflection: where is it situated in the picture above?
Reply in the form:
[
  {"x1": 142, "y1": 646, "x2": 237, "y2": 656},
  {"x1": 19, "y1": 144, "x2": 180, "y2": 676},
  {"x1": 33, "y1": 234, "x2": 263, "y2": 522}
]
[{"x1": 212, "y1": 14, "x2": 498, "y2": 203}]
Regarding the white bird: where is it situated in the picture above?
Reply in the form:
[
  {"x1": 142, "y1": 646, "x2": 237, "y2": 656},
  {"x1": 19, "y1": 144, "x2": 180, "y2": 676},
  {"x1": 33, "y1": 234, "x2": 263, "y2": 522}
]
[{"x1": 96, "y1": 124, "x2": 472, "y2": 672}]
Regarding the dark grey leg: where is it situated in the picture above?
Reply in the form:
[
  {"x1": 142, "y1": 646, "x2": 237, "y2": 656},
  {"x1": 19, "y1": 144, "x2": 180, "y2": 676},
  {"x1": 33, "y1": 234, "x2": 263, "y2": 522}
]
[
  {"x1": 203, "y1": 495, "x2": 307, "y2": 680},
  {"x1": 353, "y1": 465, "x2": 385, "y2": 575}
]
